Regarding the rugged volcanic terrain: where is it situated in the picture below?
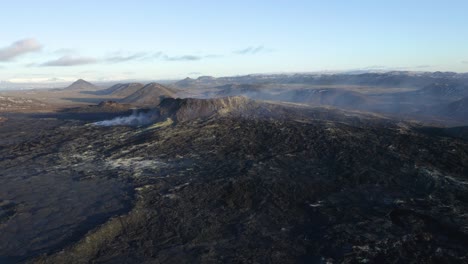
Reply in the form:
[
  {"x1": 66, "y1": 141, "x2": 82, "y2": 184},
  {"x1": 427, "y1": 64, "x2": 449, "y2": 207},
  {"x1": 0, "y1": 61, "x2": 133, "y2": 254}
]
[{"x1": 1, "y1": 96, "x2": 467, "y2": 263}]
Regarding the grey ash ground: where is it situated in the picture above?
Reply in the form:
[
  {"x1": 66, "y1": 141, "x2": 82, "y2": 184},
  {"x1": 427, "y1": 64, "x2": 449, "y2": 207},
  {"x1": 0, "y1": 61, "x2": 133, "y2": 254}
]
[{"x1": 1, "y1": 73, "x2": 468, "y2": 263}]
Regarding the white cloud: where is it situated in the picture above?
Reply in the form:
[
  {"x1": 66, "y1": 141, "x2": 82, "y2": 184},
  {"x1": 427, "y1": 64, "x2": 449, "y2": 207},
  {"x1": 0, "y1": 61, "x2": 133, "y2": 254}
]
[
  {"x1": 161, "y1": 53, "x2": 221, "y2": 61},
  {"x1": 40, "y1": 56, "x2": 97, "y2": 66},
  {"x1": 0, "y1": 39, "x2": 42, "y2": 61},
  {"x1": 105, "y1": 52, "x2": 148, "y2": 63},
  {"x1": 163, "y1": 54, "x2": 202, "y2": 61}
]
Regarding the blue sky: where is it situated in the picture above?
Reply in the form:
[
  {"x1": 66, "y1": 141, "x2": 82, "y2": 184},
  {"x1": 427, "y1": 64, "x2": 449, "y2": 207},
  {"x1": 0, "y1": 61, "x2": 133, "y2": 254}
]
[{"x1": 1, "y1": 0, "x2": 468, "y2": 82}]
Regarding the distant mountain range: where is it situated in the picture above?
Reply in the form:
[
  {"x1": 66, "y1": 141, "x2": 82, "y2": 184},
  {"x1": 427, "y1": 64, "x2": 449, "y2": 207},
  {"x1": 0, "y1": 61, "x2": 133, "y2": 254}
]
[
  {"x1": 171, "y1": 72, "x2": 468, "y2": 124},
  {"x1": 173, "y1": 71, "x2": 468, "y2": 89},
  {"x1": 53, "y1": 71, "x2": 468, "y2": 124}
]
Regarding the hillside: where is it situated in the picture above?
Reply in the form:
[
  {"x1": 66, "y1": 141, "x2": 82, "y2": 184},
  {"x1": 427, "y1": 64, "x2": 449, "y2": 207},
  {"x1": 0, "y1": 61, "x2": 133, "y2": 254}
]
[
  {"x1": 406, "y1": 82, "x2": 468, "y2": 99},
  {"x1": 438, "y1": 96, "x2": 468, "y2": 122},
  {"x1": 274, "y1": 88, "x2": 374, "y2": 109},
  {"x1": 215, "y1": 84, "x2": 267, "y2": 98},
  {"x1": 120, "y1": 83, "x2": 176, "y2": 106},
  {"x1": 90, "y1": 83, "x2": 144, "y2": 97},
  {"x1": 64, "y1": 79, "x2": 100, "y2": 91}
]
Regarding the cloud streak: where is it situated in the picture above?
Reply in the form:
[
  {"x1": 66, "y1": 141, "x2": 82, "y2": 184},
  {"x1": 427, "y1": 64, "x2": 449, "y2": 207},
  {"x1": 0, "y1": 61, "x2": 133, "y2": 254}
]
[
  {"x1": 163, "y1": 54, "x2": 202, "y2": 61},
  {"x1": 462, "y1": 60, "x2": 468, "y2": 64},
  {"x1": 234, "y1": 45, "x2": 266, "y2": 55},
  {"x1": 105, "y1": 52, "x2": 148, "y2": 63},
  {"x1": 40, "y1": 56, "x2": 97, "y2": 66},
  {"x1": 162, "y1": 53, "x2": 222, "y2": 61},
  {"x1": 34, "y1": 49, "x2": 221, "y2": 66},
  {"x1": 0, "y1": 39, "x2": 42, "y2": 61},
  {"x1": 415, "y1": 64, "x2": 431, "y2": 69}
]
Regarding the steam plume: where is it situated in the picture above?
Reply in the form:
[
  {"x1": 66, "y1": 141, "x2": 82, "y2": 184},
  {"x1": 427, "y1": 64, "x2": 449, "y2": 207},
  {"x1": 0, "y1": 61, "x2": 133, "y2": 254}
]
[{"x1": 93, "y1": 109, "x2": 158, "y2": 126}]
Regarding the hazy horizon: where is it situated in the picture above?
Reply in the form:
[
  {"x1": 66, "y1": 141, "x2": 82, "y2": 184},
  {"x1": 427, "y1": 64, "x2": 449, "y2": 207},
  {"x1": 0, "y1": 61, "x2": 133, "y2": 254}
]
[{"x1": 2, "y1": 0, "x2": 468, "y2": 82}]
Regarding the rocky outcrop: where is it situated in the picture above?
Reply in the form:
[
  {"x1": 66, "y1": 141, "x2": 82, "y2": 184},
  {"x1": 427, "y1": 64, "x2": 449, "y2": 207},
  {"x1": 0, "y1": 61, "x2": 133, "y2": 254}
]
[
  {"x1": 174, "y1": 76, "x2": 220, "y2": 88},
  {"x1": 158, "y1": 96, "x2": 257, "y2": 122}
]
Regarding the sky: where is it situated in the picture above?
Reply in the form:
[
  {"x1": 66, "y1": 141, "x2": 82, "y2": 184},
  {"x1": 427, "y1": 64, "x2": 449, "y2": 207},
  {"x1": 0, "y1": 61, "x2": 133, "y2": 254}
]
[{"x1": 1, "y1": 0, "x2": 468, "y2": 83}]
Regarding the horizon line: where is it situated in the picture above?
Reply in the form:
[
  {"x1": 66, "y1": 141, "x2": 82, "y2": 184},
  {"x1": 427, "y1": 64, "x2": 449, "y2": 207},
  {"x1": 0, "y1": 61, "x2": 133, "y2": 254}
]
[{"x1": 2, "y1": 69, "x2": 468, "y2": 85}]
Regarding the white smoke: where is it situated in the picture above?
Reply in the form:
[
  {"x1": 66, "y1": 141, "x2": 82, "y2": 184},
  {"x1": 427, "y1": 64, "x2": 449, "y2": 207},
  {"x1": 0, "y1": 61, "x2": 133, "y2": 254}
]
[{"x1": 93, "y1": 110, "x2": 158, "y2": 126}]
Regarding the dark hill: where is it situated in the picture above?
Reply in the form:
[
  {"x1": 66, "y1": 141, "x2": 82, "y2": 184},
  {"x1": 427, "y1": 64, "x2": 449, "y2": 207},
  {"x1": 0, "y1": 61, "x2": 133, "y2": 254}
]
[
  {"x1": 121, "y1": 83, "x2": 176, "y2": 106},
  {"x1": 64, "y1": 79, "x2": 99, "y2": 91},
  {"x1": 174, "y1": 77, "x2": 196, "y2": 88},
  {"x1": 89, "y1": 83, "x2": 144, "y2": 97},
  {"x1": 91, "y1": 83, "x2": 144, "y2": 97}
]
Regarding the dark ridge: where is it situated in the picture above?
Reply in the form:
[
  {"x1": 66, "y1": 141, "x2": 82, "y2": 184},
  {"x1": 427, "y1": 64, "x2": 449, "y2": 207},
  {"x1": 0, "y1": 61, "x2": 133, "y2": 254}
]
[
  {"x1": 84, "y1": 83, "x2": 144, "y2": 97},
  {"x1": 121, "y1": 83, "x2": 176, "y2": 106}
]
